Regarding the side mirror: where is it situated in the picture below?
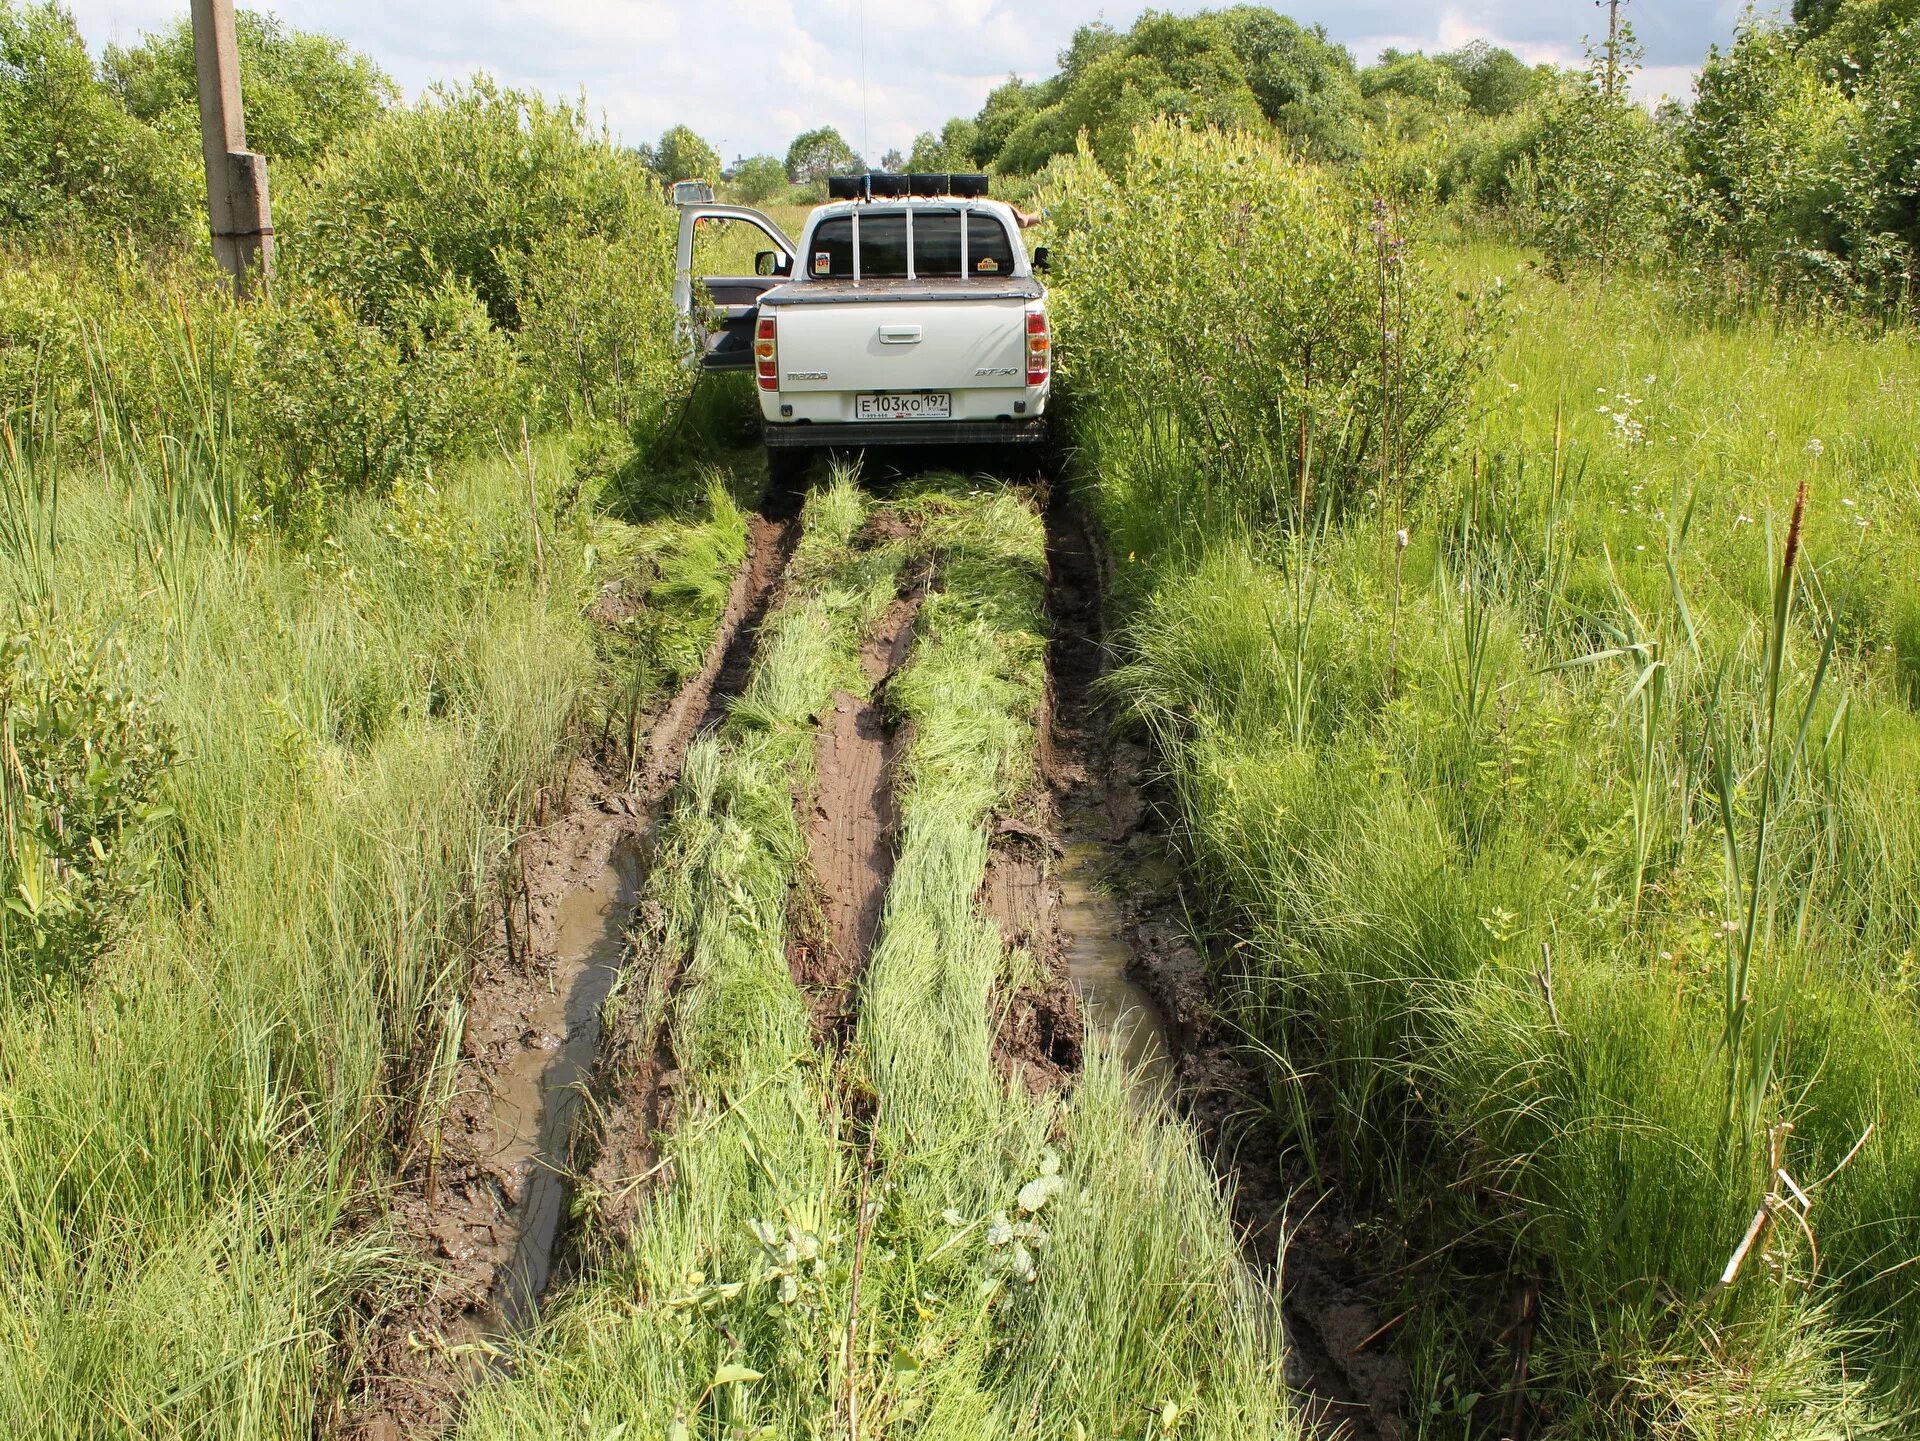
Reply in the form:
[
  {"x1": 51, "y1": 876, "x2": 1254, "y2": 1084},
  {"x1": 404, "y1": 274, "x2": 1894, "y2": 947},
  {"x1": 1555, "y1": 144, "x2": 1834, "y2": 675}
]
[
  {"x1": 1031, "y1": 245, "x2": 1051, "y2": 274},
  {"x1": 756, "y1": 250, "x2": 792, "y2": 277}
]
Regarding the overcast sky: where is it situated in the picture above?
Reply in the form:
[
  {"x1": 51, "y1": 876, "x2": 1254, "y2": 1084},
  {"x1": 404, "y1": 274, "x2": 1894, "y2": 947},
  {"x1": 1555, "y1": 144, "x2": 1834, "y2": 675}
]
[{"x1": 66, "y1": 1, "x2": 1759, "y2": 163}]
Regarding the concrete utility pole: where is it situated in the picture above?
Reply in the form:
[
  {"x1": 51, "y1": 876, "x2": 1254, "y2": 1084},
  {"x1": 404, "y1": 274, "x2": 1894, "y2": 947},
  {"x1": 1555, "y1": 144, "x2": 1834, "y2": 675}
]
[{"x1": 190, "y1": 0, "x2": 273, "y2": 294}]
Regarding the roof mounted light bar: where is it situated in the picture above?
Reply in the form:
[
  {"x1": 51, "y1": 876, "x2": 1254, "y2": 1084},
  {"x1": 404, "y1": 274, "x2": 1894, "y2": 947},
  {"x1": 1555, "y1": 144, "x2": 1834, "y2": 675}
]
[{"x1": 826, "y1": 172, "x2": 990, "y2": 202}]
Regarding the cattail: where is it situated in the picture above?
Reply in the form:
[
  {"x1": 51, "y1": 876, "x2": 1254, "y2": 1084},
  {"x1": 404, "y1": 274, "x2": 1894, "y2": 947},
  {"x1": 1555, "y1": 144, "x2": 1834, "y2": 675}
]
[{"x1": 1782, "y1": 477, "x2": 1808, "y2": 583}]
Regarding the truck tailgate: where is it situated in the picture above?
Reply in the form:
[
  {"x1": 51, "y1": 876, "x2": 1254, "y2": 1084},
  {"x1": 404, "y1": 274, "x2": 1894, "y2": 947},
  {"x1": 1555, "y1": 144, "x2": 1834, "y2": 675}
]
[{"x1": 771, "y1": 297, "x2": 1030, "y2": 395}]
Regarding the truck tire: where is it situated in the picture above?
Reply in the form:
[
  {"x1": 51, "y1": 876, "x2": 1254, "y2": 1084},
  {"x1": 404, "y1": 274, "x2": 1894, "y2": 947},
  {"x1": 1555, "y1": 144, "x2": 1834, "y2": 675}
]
[{"x1": 765, "y1": 445, "x2": 812, "y2": 495}]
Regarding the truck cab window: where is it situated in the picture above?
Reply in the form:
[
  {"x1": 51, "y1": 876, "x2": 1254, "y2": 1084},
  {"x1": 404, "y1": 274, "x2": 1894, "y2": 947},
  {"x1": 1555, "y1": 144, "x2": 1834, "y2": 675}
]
[
  {"x1": 858, "y1": 213, "x2": 909, "y2": 278},
  {"x1": 911, "y1": 210, "x2": 964, "y2": 278},
  {"x1": 809, "y1": 217, "x2": 855, "y2": 277},
  {"x1": 966, "y1": 214, "x2": 1015, "y2": 276}
]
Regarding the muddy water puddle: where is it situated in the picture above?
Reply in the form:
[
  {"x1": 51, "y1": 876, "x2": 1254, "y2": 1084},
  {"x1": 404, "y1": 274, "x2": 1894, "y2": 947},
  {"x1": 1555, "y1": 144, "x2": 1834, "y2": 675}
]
[
  {"x1": 1055, "y1": 836, "x2": 1173, "y2": 1095},
  {"x1": 480, "y1": 834, "x2": 647, "y2": 1336}
]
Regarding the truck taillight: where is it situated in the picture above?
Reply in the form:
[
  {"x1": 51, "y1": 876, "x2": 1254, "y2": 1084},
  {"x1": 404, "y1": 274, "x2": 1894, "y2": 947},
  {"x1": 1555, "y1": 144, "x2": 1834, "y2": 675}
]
[
  {"x1": 755, "y1": 315, "x2": 778, "y2": 392},
  {"x1": 1025, "y1": 309, "x2": 1051, "y2": 387}
]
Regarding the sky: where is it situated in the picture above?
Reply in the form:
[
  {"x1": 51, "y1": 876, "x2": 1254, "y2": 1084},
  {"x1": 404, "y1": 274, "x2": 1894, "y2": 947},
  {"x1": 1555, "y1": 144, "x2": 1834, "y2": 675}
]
[{"x1": 65, "y1": 1, "x2": 1761, "y2": 165}]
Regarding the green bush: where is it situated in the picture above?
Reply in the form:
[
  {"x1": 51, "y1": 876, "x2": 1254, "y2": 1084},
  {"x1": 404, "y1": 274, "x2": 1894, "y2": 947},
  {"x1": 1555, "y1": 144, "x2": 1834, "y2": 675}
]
[
  {"x1": 287, "y1": 77, "x2": 666, "y2": 333},
  {"x1": 1043, "y1": 121, "x2": 1497, "y2": 551},
  {"x1": 510, "y1": 221, "x2": 686, "y2": 435},
  {"x1": 102, "y1": 10, "x2": 395, "y2": 184},
  {"x1": 245, "y1": 275, "x2": 517, "y2": 522},
  {"x1": 0, "y1": 623, "x2": 174, "y2": 997},
  {"x1": 1515, "y1": 34, "x2": 1682, "y2": 269},
  {"x1": 0, "y1": 2, "x2": 197, "y2": 246}
]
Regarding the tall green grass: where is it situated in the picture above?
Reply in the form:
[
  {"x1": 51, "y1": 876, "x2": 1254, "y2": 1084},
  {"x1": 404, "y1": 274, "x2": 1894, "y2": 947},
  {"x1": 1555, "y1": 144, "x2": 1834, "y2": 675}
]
[
  {"x1": 0, "y1": 338, "x2": 744, "y2": 1431},
  {"x1": 1057, "y1": 141, "x2": 1920, "y2": 1435}
]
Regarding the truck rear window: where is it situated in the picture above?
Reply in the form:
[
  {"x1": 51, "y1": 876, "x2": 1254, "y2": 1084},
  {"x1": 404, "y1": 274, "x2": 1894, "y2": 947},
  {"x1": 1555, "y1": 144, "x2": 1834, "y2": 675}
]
[{"x1": 807, "y1": 210, "x2": 1017, "y2": 281}]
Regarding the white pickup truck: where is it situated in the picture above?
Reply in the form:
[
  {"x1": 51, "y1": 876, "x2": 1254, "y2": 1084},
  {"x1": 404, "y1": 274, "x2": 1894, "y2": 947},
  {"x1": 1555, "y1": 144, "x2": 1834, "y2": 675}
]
[{"x1": 673, "y1": 174, "x2": 1052, "y2": 478}]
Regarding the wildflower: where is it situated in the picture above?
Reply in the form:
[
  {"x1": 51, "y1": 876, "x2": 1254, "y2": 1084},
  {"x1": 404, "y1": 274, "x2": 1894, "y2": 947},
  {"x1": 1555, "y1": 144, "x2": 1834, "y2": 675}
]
[{"x1": 1805, "y1": 437, "x2": 1825, "y2": 458}]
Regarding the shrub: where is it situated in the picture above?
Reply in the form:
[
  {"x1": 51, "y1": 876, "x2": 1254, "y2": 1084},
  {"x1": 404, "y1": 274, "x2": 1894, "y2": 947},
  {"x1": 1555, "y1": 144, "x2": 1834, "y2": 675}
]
[
  {"x1": 1044, "y1": 120, "x2": 1498, "y2": 552},
  {"x1": 727, "y1": 153, "x2": 787, "y2": 203},
  {"x1": 0, "y1": 623, "x2": 174, "y2": 997},
  {"x1": 510, "y1": 219, "x2": 685, "y2": 436},
  {"x1": 648, "y1": 124, "x2": 718, "y2": 185},
  {"x1": 1517, "y1": 34, "x2": 1683, "y2": 269},
  {"x1": 287, "y1": 77, "x2": 665, "y2": 333},
  {"x1": 0, "y1": 1, "x2": 197, "y2": 246},
  {"x1": 102, "y1": 11, "x2": 395, "y2": 183},
  {"x1": 245, "y1": 275, "x2": 516, "y2": 523}
]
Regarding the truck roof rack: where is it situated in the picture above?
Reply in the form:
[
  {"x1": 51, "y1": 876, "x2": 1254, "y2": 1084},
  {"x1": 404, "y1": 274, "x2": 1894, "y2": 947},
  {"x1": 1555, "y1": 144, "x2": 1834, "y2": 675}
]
[{"x1": 826, "y1": 172, "x2": 989, "y2": 202}]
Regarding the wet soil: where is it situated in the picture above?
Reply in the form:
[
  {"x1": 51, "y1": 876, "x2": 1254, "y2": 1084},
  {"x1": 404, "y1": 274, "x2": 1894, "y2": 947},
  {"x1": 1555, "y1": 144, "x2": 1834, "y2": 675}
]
[
  {"x1": 1038, "y1": 489, "x2": 1411, "y2": 1441},
  {"x1": 796, "y1": 589, "x2": 922, "y2": 1038},
  {"x1": 343, "y1": 510, "x2": 796, "y2": 1440}
]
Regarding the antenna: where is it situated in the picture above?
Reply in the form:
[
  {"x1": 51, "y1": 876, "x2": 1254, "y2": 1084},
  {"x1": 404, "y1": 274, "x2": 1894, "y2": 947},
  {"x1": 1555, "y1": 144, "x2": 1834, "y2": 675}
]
[{"x1": 858, "y1": 0, "x2": 870, "y2": 168}]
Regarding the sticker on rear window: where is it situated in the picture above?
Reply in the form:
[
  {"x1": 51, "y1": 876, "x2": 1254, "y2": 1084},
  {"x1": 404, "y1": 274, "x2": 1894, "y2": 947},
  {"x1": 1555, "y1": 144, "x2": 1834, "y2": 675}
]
[
  {"x1": 814, "y1": 251, "x2": 831, "y2": 275},
  {"x1": 976, "y1": 256, "x2": 1000, "y2": 272}
]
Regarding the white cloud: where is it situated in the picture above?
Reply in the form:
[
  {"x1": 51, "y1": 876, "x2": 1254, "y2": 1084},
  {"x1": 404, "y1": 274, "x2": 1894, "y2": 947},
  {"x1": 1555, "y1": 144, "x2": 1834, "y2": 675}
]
[{"x1": 64, "y1": 0, "x2": 1738, "y2": 160}]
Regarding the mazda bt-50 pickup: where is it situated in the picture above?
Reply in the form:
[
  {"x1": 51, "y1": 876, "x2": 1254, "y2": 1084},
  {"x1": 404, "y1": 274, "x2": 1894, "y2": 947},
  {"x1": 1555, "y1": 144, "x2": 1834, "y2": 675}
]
[{"x1": 673, "y1": 173, "x2": 1052, "y2": 478}]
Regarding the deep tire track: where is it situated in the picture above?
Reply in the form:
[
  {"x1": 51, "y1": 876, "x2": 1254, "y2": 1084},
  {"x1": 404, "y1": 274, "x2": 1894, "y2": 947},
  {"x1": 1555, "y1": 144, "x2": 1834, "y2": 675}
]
[
  {"x1": 1038, "y1": 485, "x2": 1409, "y2": 1441},
  {"x1": 346, "y1": 500, "x2": 800, "y2": 1441}
]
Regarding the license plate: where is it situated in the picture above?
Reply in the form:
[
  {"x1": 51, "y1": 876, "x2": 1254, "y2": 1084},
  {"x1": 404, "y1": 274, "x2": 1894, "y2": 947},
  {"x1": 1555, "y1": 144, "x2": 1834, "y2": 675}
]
[{"x1": 855, "y1": 392, "x2": 951, "y2": 421}]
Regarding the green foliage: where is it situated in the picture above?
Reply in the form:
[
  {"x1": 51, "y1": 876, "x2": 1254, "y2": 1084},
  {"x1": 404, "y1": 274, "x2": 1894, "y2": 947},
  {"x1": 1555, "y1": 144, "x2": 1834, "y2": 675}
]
[
  {"x1": 999, "y1": 13, "x2": 1265, "y2": 174},
  {"x1": 969, "y1": 76, "x2": 1041, "y2": 169},
  {"x1": 1044, "y1": 122, "x2": 1497, "y2": 548},
  {"x1": 513, "y1": 222, "x2": 686, "y2": 434},
  {"x1": 0, "y1": 623, "x2": 174, "y2": 997},
  {"x1": 943, "y1": 9, "x2": 1363, "y2": 176},
  {"x1": 1215, "y1": 5, "x2": 1365, "y2": 159},
  {"x1": 102, "y1": 10, "x2": 395, "y2": 181},
  {"x1": 906, "y1": 118, "x2": 978, "y2": 173},
  {"x1": 289, "y1": 77, "x2": 666, "y2": 332},
  {"x1": 651, "y1": 123, "x2": 719, "y2": 184},
  {"x1": 726, "y1": 152, "x2": 787, "y2": 203},
  {"x1": 783, "y1": 124, "x2": 861, "y2": 183},
  {"x1": 1518, "y1": 28, "x2": 1681, "y2": 269},
  {"x1": 0, "y1": 1, "x2": 196, "y2": 244},
  {"x1": 245, "y1": 276, "x2": 518, "y2": 522},
  {"x1": 1437, "y1": 39, "x2": 1543, "y2": 117}
]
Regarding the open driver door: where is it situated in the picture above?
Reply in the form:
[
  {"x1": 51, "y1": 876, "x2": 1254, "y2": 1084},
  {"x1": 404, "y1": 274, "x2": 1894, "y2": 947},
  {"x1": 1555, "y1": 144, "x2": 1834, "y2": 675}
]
[{"x1": 673, "y1": 204, "x2": 796, "y2": 371}]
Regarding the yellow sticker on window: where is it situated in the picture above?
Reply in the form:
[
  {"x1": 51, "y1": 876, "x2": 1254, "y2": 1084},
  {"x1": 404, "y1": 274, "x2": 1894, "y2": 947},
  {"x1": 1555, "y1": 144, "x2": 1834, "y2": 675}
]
[
  {"x1": 976, "y1": 256, "x2": 1000, "y2": 273},
  {"x1": 814, "y1": 252, "x2": 831, "y2": 274}
]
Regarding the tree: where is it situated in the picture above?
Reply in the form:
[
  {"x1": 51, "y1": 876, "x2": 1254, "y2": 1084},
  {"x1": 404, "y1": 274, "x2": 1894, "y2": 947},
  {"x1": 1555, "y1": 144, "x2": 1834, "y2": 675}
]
[
  {"x1": 1437, "y1": 40, "x2": 1542, "y2": 116},
  {"x1": 785, "y1": 125, "x2": 861, "y2": 182},
  {"x1": 0, "y1": 1, "x2": 196, "y2": 242},
  {"x1": 652, "y1": 124, "x2": 719, "y2": 184},
  {"x1": 1057, "y1": 21, "x2": 1123, "y2": 83},
  {"x1": 1216, "y1": 7, "x2": 1366, "y2": 160},
  {"x1": 729, "y1": 153, "x2": 787, "y2": 203},
  {"x1": 1361, "y1": 50, "x2": 1469, "y2": 109},
  {"x1": 908, "y1": 118, "x2": 978, "y2": 172},
  {"x1": 970, "y1": 77, "x2": 1040, "y2": 168},
  {"x1": 880, "y1": 147, "x2": 904, "y2": 172},
  {"x1": 102, "y1": 10, "x2": 394, "y2": 178},
  {"x1": 996, "y1": 13, "x2": 1264, "y2": 174}
]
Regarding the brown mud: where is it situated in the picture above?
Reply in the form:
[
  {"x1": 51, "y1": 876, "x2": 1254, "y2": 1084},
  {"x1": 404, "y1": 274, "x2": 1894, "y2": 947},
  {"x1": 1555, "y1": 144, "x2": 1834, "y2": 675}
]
[
  {"x1": 795, "y1": 584, "x2": 922, "y2": 1038},
  {"x1": 1038, "y1": 489, "x2": 1411, "y2": 1441},
  {"x1": 343, "y1": 510, "x2": 797, "y2": 1440}
]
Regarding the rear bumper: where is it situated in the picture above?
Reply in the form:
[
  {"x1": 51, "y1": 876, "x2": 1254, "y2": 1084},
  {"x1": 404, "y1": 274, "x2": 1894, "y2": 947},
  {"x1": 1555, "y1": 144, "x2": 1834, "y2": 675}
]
[{"x1": 762, "y1": 418, "x2": 1048, "y2": 448}]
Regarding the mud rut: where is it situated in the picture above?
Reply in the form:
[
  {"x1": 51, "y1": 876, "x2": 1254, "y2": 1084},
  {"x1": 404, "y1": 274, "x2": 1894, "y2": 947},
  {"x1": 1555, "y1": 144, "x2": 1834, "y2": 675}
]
[{"x1": 346, "y1": 475, "x2": 1410, "y2": 1441}]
